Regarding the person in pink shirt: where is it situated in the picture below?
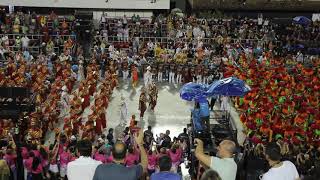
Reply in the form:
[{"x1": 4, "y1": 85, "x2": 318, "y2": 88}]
[
  {"x1": 21, "y1": 146, "x2": 29, "y2": 160},
  {"x1": 4, "y1": 148, "x2": 17, "y2": 180},
  {"x1": 147, "y1": 149, "x2": 157, "y2": 176},
  {"x1": 21, "y1": 146, "x2": 30, "y2": 180},
  {"x1": 31, "y1": 156, "x2": 43, "y2": 180},
  {"x1": 48, "y1": 139, "x2": 60, "y2": 179},
  {"x1": 124, "y1": 145, "x2": 140, "y2": 167},
  {"x1": 94, "y1": 149, "x2": 107, "y2": 163},
  {"x1": 59, "y1": 146, "x2": 72, "y2": 179},
  {"x1": 156, "y1": 147, "x2": 167, "y2": 160},
  {"x1": 24, "y1": 152, "x2": 34, "y2": 179},
  {"x1": 167, "y1": 144, "x2": 182, "y2": 173},
  {"x1": 39, "y1": 147, "x2": 49, "y2": 178}
]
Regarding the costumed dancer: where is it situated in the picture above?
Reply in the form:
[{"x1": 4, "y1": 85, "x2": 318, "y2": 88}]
[
  {"x1": 144, "y1": 66, "x2": 153, "y2": 88},
  {"x1": 132, "y1": 65, "x2": 139, "y2": 87},
  {"x1": 158, "y1": 64, "x2": 163, "y2": 82},
  {"x1": 176, "y1": 65, "x2": 182, "y2": 84},
  {"x1": 202, "y1": 68, "x2": 209, "y2": 84},
  {"x1": 60, "y1": 85, "x2": 69, "y2": 117},
  {"x1": 169, "y1": 64, "x2": 175, "y2": 84},
  {"x1": 148, "y1": 82, "x2": 158, "y2": 111},
  {"x1": 196, "y1": 66, "x2": 202, "y2": 84},
  {"x1": 119, "y1": 96, "x2": 128, "y2": 126},
  {"x1": 77, "y1": 60, "x2": 85, "y2": 82},
  {"x1": 122, "y1": 60, "x2": 129, "y2": 80},
  {"x1": 139, "y1": 88, "x2": 147, "y2": 118},
  {"x1": 220, "y1": 96, "x2": 229, "y2": 111}
]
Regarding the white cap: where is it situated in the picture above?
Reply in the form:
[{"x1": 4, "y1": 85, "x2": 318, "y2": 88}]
[{"x1": 70, "y1": 135, "x2": 76, "y2": 140}]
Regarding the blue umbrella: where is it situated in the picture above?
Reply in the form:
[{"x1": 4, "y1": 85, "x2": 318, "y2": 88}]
[
  {"x1": 207, "y1": 77, "x2": 251, "y2": 97},
  {"x1": 180, "y1": 82, "x2": 208, "y2": 101},
  {"x1": 293, "y1": 16, "x2": 311, "y2": 26}
]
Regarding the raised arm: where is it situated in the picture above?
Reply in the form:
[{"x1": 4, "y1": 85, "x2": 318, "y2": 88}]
[
  {"x1": 194, "y1": 138, "x2": 211, "y2": 168},
  {"x1": 134, "y1": 130, "x2": 148, "y2": 173}
]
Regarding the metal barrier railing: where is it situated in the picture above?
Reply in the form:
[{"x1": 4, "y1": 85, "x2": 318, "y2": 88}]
[{"x1": 94, "y1": 35, "x2": 282, "y2": 49}]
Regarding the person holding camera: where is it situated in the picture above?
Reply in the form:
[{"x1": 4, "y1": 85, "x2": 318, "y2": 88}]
[{"x1": 194, "y1": 138, "x2": 237, "y2": 180}]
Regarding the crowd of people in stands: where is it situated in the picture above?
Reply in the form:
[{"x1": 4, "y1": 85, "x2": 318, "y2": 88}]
[
  {"x1": 0, "y1": 9, "x2": 76, "y2": 60},
  {"x1": 0, "y1": 9, "x2": 320, "y2": 180}
]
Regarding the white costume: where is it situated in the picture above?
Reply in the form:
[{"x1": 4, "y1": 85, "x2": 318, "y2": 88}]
[
  {"x1": 61, "y1": 86, "x2": 69, "y2": 116},
  {"x1": 144, "y1": 66, "x2": 153, "y2": 87},
  {"x1": 157, "y1": 71, "x2": 163, "y2": 82},
  {"x1": 220, "y1": 96, "x2": 229, "y2": 111},
  {"x1": 77, "y1": 63, "x2": 85, "y2": 82},
  {"x1": 119, "y1": 96, "x2": 128, "y2": 125}
]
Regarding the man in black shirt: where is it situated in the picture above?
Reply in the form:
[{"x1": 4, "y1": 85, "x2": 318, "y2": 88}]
[
  {"x1": 106, "y1": 128, "x2": 114, "y2": 146},
  {"x1": 178, "y1": 128, "x2": 188, "y2": 143},
  {"x1": 161, "y1": 130, "x2": 171, "y2": 149},
  {"x1": 144, "y1": 126, "x2": 154, "y2": 148}
]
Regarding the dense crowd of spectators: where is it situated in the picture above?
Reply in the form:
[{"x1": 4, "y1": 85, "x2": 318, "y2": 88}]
[
  {"x1": 0, "y1": 9, "x2": 76, "y2": 60},
  {"x1": 0, "y1": 9, "x2": 319, "y2": 180}
]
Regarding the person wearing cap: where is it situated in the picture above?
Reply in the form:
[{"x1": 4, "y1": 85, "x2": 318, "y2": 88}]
[{"x1": 144, "y1": 66, "x2": 153, "y2": 88}]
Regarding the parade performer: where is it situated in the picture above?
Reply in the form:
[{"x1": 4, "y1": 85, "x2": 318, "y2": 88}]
[
  {"x1": 148, "y1": 82, "x2": 158, "y2": 111},
  {"x1": 77, "y1": 60, "x2": 85, "y2": 82},
  {"x1": 176, "y1": 65, "x2": 182, "y2": 84},
  {"x1": 139, "y1": 88, "x2": 147, "y2": 118},
  {"x1": 60, "y1": 85, "x2": 69, "y2": 117},
  {"x1": 122, "y1": 60, "x2": 129, "y2": 80},
  {"x1": 120, "y1": 96, "x2": 128, "y2": 125},
  {"x1": 220, "y1": 96, "x2": 229, "y2": 111},
  {"x1": 144, "y1": 66, "x2": 153, "y2": 87},
  {"x1": 169, "y1": 64, "x2": 175, "y2": 84},
  {"x1": 132, "y1": 65, "x2": 139, "y2": 87},
  {"x1": 157, "y1": 64, "x2": 163, "y2": 82},
  {"x1": 196, "y1": 66, "x2": 202, "y2": 84}
]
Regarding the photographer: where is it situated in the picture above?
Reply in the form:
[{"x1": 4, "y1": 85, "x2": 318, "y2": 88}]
[{"x1": 194, "y1": 138, "x2": 237, "y2": 180}]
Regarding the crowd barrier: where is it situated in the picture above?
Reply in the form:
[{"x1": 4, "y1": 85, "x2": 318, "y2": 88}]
[{"x1": 94, "y1": 35, "x2": 282, "y2": 49}]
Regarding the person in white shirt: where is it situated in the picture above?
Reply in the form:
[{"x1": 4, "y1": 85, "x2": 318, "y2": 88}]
[
  {"x1": 123, "y1": 28, "x2": 129, "y2": 42},
  {"x1": 101, "y1": 12, "x2": 107, "y2": 23},
  {"x1": 21, "y1": 35, "x2": 30, "y2": 49},
  {"x1": 122, "y1": 15, "x2": 128, "y2": 26},
  {"x1": 262, "y1": 142, "x2": 299, "y2": 180},
  {"x1": 195, "y1": 139, "x2": 237, "y2": 180},
  {"x1": 67, "y1": 140, "x2": 102, "y2": 180},
  {"x1": 1, "y1": 35, "x2": 9, "y2": 47}
]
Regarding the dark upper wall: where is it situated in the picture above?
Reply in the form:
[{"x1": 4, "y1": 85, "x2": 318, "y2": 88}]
[{"x1": 189, "y1": 0, "x2": 320, "y2": 12}]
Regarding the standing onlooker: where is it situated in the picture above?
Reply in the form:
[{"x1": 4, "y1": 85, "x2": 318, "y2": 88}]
[
  {"x1": 107, "y1": 128, "x2": 114, "y2": 146},
  {"x1": 261, "y1": 142, "x2": 299, "y2": 180},
  {"x1": 0, "y1": 158, "x2": 10, "y2": 180},
  {"x1": 67, "y1": 140, "x2": 102, "y2": 180},
  {"x1": 21, "y1": 35, "x2": 30, "y2": 50},
  {"x1": 93, "y1": 130, "x2": 147, "y2": 180},
  {"x1": 161, "y1": 130, "x2": 171, "y2": 149},
  {"x1": 150, "y1": 155, "x2": 181, "y2": 180},
  {"x1": 195, "y1": 138, "x2": 237, "y2": 180},
  {"x1": 144, "y1": 126, "x2": 154, "y2": 148}
]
